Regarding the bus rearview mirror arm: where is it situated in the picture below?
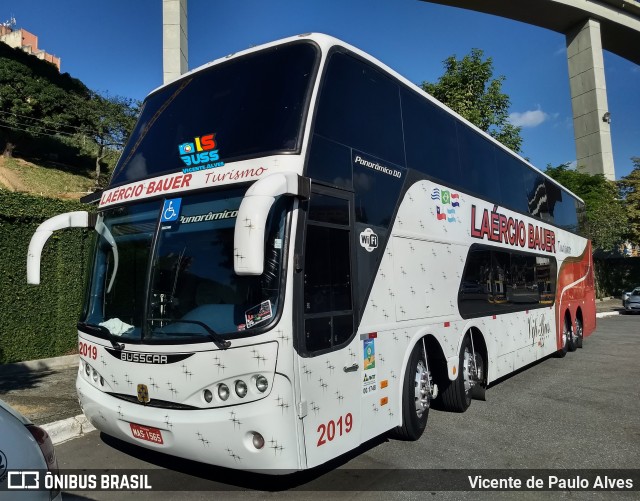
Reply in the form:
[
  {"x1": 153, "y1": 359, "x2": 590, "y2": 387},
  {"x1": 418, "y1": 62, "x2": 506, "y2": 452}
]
[
  {"x1": 27, "y1": 211, "x2": 97, "y2": 285},
  {"x1": 234, "y1": 173, "x2": 310, "y2": 276}
]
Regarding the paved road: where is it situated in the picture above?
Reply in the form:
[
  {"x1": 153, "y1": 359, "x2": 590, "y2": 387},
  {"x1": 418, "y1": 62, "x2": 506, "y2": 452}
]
[{"x1": 54, "y1": 316, "x2": 639, "y2": 500}]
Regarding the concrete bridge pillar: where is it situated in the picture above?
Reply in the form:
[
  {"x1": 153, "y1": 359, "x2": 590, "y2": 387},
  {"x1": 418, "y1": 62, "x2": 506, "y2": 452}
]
[
  {"x1": 566, "y1": 18, "x2": 615, "y2": 180},
  {"x1": 163, "y1": 0, "x2": 188, "y2": 84}
]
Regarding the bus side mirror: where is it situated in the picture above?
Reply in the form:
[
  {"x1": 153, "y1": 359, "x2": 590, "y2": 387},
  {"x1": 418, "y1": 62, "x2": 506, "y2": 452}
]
[
  {"x1": 234, "y1": 173, "x2": 309, "y2": 275},
  {"x1": 27, "y1": 211, "x2": 95, "y2": 285}
]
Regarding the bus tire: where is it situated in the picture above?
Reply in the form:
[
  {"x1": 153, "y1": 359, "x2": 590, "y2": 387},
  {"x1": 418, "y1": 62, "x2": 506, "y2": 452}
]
[
  {"x1": 555, "y1": 315, "x2": 571, "y2": 358},
  {"x1": 440, "y1": 336, "x2": 474, "y2": 413},
  {"x1": 391, "y1": 341, "x2": 430, "y2": 441},
  {"x1": 575, "y1": 316, "x2": 584, "y2": 349}
]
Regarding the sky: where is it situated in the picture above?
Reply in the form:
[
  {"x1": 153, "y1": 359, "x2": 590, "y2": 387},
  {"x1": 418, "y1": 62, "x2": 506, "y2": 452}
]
[{"x1": 4, "y1": 0, "x2": 640, "y2": 179}]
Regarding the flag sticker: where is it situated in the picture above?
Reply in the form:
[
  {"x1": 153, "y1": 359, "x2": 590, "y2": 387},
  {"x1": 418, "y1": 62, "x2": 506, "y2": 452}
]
[{"x1": 432, "y1": 186, "x2": 461, "y2": 224}]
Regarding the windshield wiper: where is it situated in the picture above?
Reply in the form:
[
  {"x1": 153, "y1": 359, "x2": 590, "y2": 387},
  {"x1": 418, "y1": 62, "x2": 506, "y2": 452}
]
[
  {"x1": 153, "y1": 319, "x2": 231, "y2": 350},
  {"x1": 77, "y1": 322, "x2": 125, "y2": 350}
]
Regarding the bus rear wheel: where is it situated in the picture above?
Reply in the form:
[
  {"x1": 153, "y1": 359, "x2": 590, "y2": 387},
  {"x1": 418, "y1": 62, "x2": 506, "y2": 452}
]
[
  {"x1": 575, "y1": 316, "x2": 584, "y2": 349},
  {"x1": 556, "y1": 316, "x2": 570, "y2": 358},
  {"x1": 391, "y1": 341, "x2": 430, "y2": 441},
  {"x1": 440, "y1": 337, "x2": 481, "y2": 413}
]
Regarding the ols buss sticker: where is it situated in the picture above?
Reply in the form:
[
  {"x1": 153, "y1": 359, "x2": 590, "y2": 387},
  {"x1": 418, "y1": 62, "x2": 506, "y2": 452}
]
[{"x1": 178, "y1": 132, "x2": 225, "y2": 173}]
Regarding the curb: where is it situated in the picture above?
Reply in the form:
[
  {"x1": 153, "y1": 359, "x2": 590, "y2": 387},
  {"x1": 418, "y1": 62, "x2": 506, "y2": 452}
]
[
  {"x1": 42, "y1": 414, "x2": 96, "y2": 446},
  {"x1": 596, "y1": 311, "x2": 621, "y2": 318},
  {"x1": 0, "y1": 354, "x2": 78, "y2": 375}
]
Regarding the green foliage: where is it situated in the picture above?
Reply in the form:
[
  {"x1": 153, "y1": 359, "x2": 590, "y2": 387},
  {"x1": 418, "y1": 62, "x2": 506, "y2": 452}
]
[
  {"x1": 421, "y1": 48, "x2": 523, "y2": 152},
  {"x1": 84, "y1": 92, "x2": 140, "y2": 185},
  {"x1": 545, "y1": 164, "x2": 628, "y2": 251},
  {"x1": 617, "y1": 157, "x2": 640, "y2": 244},
  {"x1": 0, "y1": 191, "x2": 93, "y2": 364},
  {"x1": 594, "y1": 257, "x2": 640, "y2": 297},
  {"x1": 0, "y1": 43, "x2": 91, "y2": 156},
  {"x1": 0, "y1": 41, "x2": 139, "y2": 185}
]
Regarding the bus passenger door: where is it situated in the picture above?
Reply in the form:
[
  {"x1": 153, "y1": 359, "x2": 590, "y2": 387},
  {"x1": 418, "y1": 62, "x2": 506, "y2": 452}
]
[{"x1": 295, "y1": 188, "x2": 362, "y2": 468}]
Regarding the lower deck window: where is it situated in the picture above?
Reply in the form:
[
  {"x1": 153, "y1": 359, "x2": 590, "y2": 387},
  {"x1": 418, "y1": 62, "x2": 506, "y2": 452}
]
[{"x1": 458, "y1": 244, "x2": 557, "y2": 319}]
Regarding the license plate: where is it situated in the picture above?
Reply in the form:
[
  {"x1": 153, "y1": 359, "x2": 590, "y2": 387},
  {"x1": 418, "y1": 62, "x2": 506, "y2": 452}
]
[{"x1": 130, "y1": 423, "x2": 164, "y2": 444}]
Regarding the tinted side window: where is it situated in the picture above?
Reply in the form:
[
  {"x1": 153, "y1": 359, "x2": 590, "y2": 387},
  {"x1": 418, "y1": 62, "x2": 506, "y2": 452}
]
[
  {"x1": 314, "y1": 52, "x2": 405, "y2": 167},
  {"x1": 303, "y1": 193, "x2": 354, "y2": 354},
  {"x1": 495, "y1": 150, "x2": 528, "y2": 214},
  {"x1": 545, "y1": 179, "x2": 578, "y2": 232},
  {"x1": 456, "y1": 124, "x2": 501, "y2": 202},
  {"x1": 525, "y1": 170, "x2": 549, "y2": 220},
  {"x1": 304, "y1": 226, "x2": 352, "y2": 314},
  {"x1": 458, "y1": 245, "x2": 557, "y2": 319},
  {"x1": 401, "y1": 88, "x2": 461, "y2": 186},
  {"x1": 458, "y1": 248, "x2": 493, "y2": 317},
  {"x1": 306, "y1": 134, "x2": 352, "y2": 189}
]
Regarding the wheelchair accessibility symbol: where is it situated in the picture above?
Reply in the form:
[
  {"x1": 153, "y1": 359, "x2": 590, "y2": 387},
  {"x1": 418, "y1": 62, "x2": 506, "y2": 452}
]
[{"x1": 161, "y1": 198, "x2": 182, "y2": 222}]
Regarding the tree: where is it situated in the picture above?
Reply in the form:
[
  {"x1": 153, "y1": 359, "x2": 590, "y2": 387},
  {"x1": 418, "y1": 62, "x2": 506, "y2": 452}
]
[
  {"x1": 617, "y1": 157, "x2": 640, "y2": 244},
  {"x1": 545, "y1": 164, "x2": 628, "y2": 251},
  {"x1": 0, "y1": 42, "x2": 91, "y2": 157},
  {"x1": 421, "y1": 48, "x2": 523, "y2": 152},
  {"x1": 84, "y1": 92, "x2": 139, "y2": 185}
]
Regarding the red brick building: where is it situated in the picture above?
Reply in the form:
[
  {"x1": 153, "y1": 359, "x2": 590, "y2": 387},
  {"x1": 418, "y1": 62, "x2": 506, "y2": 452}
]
[{"x1": 0, "y1": 24, "x2": 60, "y2": 71}]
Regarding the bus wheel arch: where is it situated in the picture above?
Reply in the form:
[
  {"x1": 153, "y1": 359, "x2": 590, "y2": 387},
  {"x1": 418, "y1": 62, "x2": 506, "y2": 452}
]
[
  {"x1": 556, "y1": 310, "x2": 573, "y2": 357},
  {"x1": 575, "y1": 308, "x2": 584, "y2": 349},
  {"x1": 391, "y1": 334, "x2": 444, "y2": 441},
  {"x1": 439, "y1": 328, "x2": 487, "y2": 413}
]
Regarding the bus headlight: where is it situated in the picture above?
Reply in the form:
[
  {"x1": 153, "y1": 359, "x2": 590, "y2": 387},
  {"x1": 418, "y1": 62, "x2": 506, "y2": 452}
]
[
  {"x1": 235, "y1": 380, "x2": 248, "y2": 398},
  {"x1": 218, "y1": 383, "x2": 230, "y2": 401},
  {"x1": 85, "y1": 362, "x2": 91, "y2": 377},
  {"x1": 252, "y1": 432, "x2": 265, "y2": 449},
  {"x1": 203, "y1": 389, "x2": 213, "y2": 403},
  {"x1": 255, "y1": 375, "x2": 268, "y2": 393},
  {"x1": 92, "y1": 368, "x2": 99, "y2": 383}
]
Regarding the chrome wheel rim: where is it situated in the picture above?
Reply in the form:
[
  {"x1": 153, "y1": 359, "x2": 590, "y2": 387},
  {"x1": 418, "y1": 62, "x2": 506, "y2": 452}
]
[
  {"x1": 562, "y1": 320, "x2": 571, "y2": 347},
  {"x1": 463, "y1": 346, "x2": 472, "y2": 395},
  {"x1": 414, "y1": 360, "x2": 430, "y2": 418}
]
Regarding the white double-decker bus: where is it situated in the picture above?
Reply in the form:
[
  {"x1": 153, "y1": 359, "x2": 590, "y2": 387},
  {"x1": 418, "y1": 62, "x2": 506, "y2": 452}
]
[{"x1": 27, "y1": 34, "x2": 596, "y2": 472}]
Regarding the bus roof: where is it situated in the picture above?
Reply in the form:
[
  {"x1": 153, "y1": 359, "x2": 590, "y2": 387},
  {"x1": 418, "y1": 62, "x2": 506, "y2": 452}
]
[{"x1": 148, "y1": 33, "x2": 584, "y2": 205}]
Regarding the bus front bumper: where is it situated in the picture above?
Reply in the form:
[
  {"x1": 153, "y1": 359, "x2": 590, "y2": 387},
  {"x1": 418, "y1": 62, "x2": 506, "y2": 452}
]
[{"x1": 77, "y1": 373, "x2": 301, "y2": 472}]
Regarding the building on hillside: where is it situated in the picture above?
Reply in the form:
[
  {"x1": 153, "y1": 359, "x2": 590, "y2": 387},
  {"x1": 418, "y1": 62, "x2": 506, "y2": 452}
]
[{"x1": 0, "y1": 20, "x2": 60, "y2": 71}]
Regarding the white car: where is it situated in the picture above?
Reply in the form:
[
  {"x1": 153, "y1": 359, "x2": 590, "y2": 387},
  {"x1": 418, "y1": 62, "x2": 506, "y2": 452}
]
[
  {"x1": 622, "y1": 287, "x2": 640, "y2": 305},
  {"x1": 623, "y1": 288, "x2": 640, "y2": 314},
  {"x1": 0, "y1": 399, "x2": 61, "y2": 500}
]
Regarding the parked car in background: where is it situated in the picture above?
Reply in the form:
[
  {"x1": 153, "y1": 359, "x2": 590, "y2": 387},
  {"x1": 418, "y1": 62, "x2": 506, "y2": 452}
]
[
  {"x1": 0, "y1": 398, "x2": 61, "y2": 500},
  {"x1": 623, "y1": 288, "x2": 640, "y2": 314},
  {"x1": 622, "y1": 286, "x2": 640, "y2": 306}
]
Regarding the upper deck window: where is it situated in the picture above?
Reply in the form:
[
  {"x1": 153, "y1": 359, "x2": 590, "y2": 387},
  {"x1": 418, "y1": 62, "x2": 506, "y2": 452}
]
[{"x1": 110, "y1": 41, "x2": 319, "y2": 187}]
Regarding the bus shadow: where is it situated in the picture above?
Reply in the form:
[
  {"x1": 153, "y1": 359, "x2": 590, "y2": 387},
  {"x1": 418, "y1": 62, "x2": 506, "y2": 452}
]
[
  {"x1": 487, "y1": 352, "x2": 556, "y2": 390},
  {"x1": 99, "y1": 432, "x2": 388, "y2": 491},
  {"x1": 0, "y1": 368, "x2": 55, "y2": 393}
]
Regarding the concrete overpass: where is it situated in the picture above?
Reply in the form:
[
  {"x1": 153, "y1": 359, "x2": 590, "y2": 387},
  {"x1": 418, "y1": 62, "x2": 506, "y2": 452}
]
[
  {"x1": 162, "y1": 1, "x2": 636, "y2": 179},
  {"x1": 422, "y1": 0, "x2": 640, "y2": 180}
]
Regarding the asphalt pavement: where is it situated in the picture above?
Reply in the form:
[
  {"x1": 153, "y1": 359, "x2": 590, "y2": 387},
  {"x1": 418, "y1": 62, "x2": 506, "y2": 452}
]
[{"x1": 0, "y1": 296, "x2": 626, "y2": 445}]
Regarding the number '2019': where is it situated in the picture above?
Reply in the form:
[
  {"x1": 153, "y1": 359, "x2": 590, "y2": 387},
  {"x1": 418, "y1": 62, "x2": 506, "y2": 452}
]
[
  {"x1": 79, "y1": 341, "x2": 97, "y2": 360},
  {"x1": 317, "y1": 413, "x2": 353, "y2": 446}
]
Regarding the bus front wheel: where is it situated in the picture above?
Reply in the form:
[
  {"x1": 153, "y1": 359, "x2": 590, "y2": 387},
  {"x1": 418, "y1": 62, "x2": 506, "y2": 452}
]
[{"x1": 391, "y1": 341, "x2": 430, "y2": 441}]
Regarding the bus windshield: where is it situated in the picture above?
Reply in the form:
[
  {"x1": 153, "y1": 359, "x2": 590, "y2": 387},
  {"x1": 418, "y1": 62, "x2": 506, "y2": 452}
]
[
  {"x1": 82, "y1": 187, "x2": 289, "y2": 344},
  {"x1": 109, "y1": 41, "x2": 318, "y2": 187}
]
